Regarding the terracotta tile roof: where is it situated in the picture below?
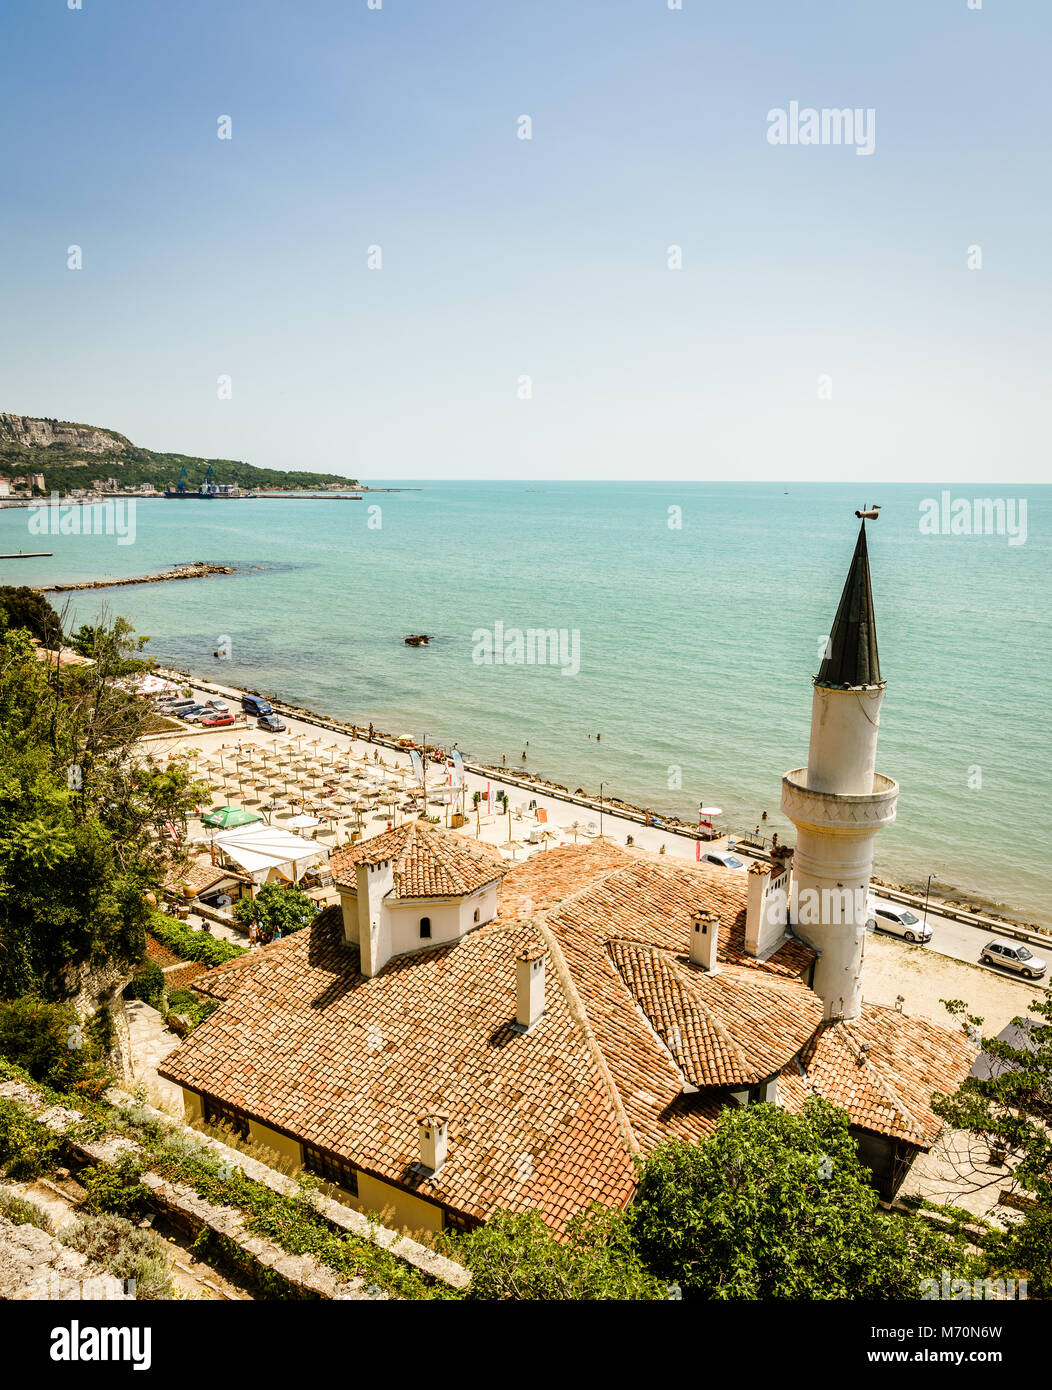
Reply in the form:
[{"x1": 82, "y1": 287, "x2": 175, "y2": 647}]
[
  {"x1": 163, "y1": 860, "x2": 243, "y2": 898},
  {"x1": 160, "y1": 907, "x2": 636, "y2": 1232},
  {"x1": 329, "y1": 823, "x2": 507, "y2": 900},
  {"x1": 801, "y1": 1004, "x2": 976, "y2": 1147},
  {"x1": 529, "y1": 853, "x2": 816, "y2": 1151},
  {"x1": 159, "y1": 841, "x2": 973, "y2": 1232},
  {"x1": 607, "y1": 942, "x2": 823, "y2": 1088}
]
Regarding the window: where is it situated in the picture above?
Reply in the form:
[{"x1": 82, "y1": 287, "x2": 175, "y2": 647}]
[
  {"x1": 302, "y1": 1143, "x2": 359, "y2": 1196},
  {"x1": 419, "y1": 916, "x2": 431, "y2": 938},
  {"x1": 202, "y1": 1096, "x2": 249, "y2": 1141},
  {"x1": 473, "y1": 908, "x2": 480, "y2": 923}
]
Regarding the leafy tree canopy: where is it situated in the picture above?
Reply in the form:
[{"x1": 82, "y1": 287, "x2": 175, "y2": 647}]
[
  {"x1": 0, "y1": 615, "x2": 209, "y2": 997},
  {"x1": 935, "y1": 995, "x2": 1052, "y2": 1297},
  {"x1": 629, "y1": 1098, "x2": 972, "y2": 1300},
  {"x1": 233, "y1": 882, "x2": 317, "y2": 942}
]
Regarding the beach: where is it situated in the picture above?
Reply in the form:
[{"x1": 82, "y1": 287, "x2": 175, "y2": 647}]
[{"x1": 147, "y1": 665, "x2": 1052, "y2": 950}]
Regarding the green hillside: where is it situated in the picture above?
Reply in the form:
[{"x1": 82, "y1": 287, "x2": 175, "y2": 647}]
[{"x1": 0, "y1": 414, "x2": 359, "y2": 493}]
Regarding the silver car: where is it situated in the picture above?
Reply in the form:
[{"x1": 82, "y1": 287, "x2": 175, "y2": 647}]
[{"x1": 980, "y1": 938, "x2": 1047, "y2": 980}]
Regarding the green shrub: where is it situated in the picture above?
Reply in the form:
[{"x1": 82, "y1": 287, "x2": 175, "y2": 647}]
[
  {"x1": 148, "y1": 914, "x2": 245, "y2": 967},
  {"x1": 0, "y1": 996, "x2": 112, "y2": 1098},
  {"x1": 164, "y1": 989, "x2": 218, "y2": 1031},
  {"x1": 0, "y1": 1188, "x2": 55, "y2": 1233},
  {"x1": 449, "y1": 1207, "x2": 664, "y2": 1300},
  {"x1": 61, "y1": 1212, "x2": 173, "y2": 1300},
  {"x1": 80, "y1": 1152, "x2": 150, "y2": 1218},
  {"x1": 0, "y1": 1098, "x2": 59, "y2": 1179},
  {"x1": 123, "y1": 961, "x2": 166, "y2": 1009}
]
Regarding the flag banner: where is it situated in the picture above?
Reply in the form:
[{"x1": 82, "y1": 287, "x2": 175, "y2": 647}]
[
  {"x1": 452, "y1": 750, "x2": 464, "y2": 788},
  {"x1": 410, "y1": 749, "x2": 425, "y2": 787}
]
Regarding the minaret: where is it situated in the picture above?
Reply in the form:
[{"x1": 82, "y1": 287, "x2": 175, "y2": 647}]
[{"x1": 780, "y1": 521, "x2": 899, "y2": 1021}]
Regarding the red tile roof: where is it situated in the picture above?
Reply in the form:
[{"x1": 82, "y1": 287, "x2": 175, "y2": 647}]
[
  {"x1": 161, "y1": 908, "x2": 636, "y2": 1231},
  {"x1": 329, "y1": 822, "x2": 506, "y2": 900},
  {"x1": 159, "y1": 837, "x2": 975, "y2": 1230},
  {"x1": 800, "y1": 1005, "x2": 975, "y2": 1147}
]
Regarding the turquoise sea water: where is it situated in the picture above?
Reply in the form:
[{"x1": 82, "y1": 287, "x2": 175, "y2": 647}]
[{"x1": 3, "y1": 482, "x2": 1049, "y2": 922}]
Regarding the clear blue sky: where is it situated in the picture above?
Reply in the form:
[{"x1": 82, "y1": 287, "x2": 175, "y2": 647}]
[{"x1": 2, "y1": 0, "x2": 1049, "y2": 481}]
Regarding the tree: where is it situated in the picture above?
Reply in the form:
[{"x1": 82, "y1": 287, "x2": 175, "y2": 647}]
[
  {"x1": 0, "y1": 615, "x2": 208, "y2": 999},
  {"x1": 0, "y1": 587, "x2": 62, "y2": 646},
  {"x1": 934, "y1": 996, "x2": 1052, "y2": 1296},
  {"x1": 233, "y1": 883, "x2": 316, "y2": 943},
  {"x1": 629, "y1": 1099, "x2": 971, "y2": 1299},
  {"x1": 451, "y1": 1207, "x2": 666, "y2": 1301}
]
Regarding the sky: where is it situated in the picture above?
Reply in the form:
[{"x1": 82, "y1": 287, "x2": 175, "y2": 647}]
[{"x1": 1, "y1": 0, "x2": 1049, "y2": 482}]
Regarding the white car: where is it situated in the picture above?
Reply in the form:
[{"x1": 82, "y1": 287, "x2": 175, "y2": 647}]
[
  {"x1": 866, "y1": 898, "x2": 932, "y2": 944},
  {"x1": 701, "y1": 851, "x2": 747, "y2": 872},
  {"x1": 980, "y1": 939, "x2": 1047, "y2": 980}
]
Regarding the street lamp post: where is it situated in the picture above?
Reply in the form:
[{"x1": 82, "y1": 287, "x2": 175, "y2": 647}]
[
  {"x1": 922, "y1": 873, "x2": 932, "y2": 928},
  {"x1": 599, "y1": 781, "x2": 605, "y2": 839}
]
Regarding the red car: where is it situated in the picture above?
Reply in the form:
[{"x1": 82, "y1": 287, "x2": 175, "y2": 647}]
[{"x1": 200, "y1": 713, "x2": 235, "y2": 727}]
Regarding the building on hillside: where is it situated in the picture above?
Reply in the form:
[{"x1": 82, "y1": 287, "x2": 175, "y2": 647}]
[
  {"x1": 158, "y1": 519, "x2": 976, "y2": 1232},
  {"x1": 0, "y1": 479, "x2": 10, "y2": 498}
]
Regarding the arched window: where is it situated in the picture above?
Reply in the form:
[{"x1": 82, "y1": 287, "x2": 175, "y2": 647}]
[{"x1": 419, "y1": 916, "x2": 431, "y2": 938}]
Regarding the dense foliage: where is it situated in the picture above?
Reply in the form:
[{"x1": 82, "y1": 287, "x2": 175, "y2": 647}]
[
  {"x1": 0, "y1": 586, "x2": 62, "y2": 645},
  {"x1": 148, "y1": 914, "x2": 245, "y2": 967},
  {"x1": 629, "y1": 1099, "x2": 973, "y2": 1300},
  {"x1": 0, "y1": 996, "x2": 113, "y2": 1098},
  {"x1": 0, "y1": 610, "x2": 208, "y2": 997},
  {"x1": 449, "y1": 1207, "x2": 666, "y2": 1300},
  {"x1": 935, "y1": 995, "x2": 1052, "y2": 1296},
  {"x1": 232, "y1": 882, "x2": 317, "y2": 942}
]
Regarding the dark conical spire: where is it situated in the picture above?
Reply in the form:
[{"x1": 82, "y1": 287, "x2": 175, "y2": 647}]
[{"x1": 815, "y1": 522, "x2": 882, "y2": 688}]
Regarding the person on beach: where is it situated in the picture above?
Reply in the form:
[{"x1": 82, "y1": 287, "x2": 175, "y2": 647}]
[
  {"x1": 762, "y1": 811, "x2": 768, "y2": 822},
  {"x1": 368, "y1": 722, "x2": 374, "y2": 741},
  {"x1": 502, "y1": 754, "x2": 507, "y2": 767}
]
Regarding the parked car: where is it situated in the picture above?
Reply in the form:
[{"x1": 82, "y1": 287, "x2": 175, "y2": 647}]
[
  {"x1": 176, "y1": 705, "x2": 211, "y2": 721},
  {"x1": 865, "y1": 898, "x2": 933, "y2": 944},
  {"x1": 258, "y1": 712, "x2": 286, "y2": 732},
  {"x1": 980, "y1": 938, "x2": 1047, "y2": 979},
  {"x1": 205, "y1": 699, "x2": 229, "y2": 713},
  {"x1": 701, "y1": 850, "x2": 747, "y2": 872},
  {"x1": 200, "y1": 713, "x2": 236, "y2": 728},
  {"x1": 241, "y1": 694, "x2": 274, "y2": 717},
  {"x1": 160, "y1": 699, "x2": 195, "y2": 713}
]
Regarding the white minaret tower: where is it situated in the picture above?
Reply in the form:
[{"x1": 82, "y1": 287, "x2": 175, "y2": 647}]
[{"x1": 780, "y1": 519, "x2": 899, "y2": 1021}]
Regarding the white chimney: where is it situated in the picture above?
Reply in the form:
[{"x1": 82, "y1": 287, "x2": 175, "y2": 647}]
[
  {"x1": 417, "y1": 1113, "x2": 448, "y2": 1175},
  {"x1": 745, "y1": 861, "x2": 771, "y2": 956},
  {"x1": 689, "y1": 908, "x2": 720, "y2": 974},
  {"x1": 515, "y1": 946, "x2": 546, "y2": 1032}
]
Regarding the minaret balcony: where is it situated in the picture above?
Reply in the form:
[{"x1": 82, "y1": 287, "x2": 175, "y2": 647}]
[{"x1": 781, "y1": 768, "x2": 898, "y2": 838}]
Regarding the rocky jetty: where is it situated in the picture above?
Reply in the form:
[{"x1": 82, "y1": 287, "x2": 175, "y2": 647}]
[{"x1": 40, "y1": 561, "x2": 234, "y2": 593}]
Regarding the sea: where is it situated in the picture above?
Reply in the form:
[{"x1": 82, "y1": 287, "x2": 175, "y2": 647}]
[{"x1": 3, "y1": 481, "x2": 1049, "y2": 925}]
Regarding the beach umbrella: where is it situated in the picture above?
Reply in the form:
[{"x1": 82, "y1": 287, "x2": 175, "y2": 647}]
[
  {"x1": 539, "y1": 829, "x2": 557, "y2": 852},
  {"x1": 501, "y1": 839, "x2": 521, "y2": 861},
  {"x1": 202, "y1": 805, "x2": 261, "y2": 829},
  {"x1": 567, "y1": 821, "x2": 584, "y2": 843}
]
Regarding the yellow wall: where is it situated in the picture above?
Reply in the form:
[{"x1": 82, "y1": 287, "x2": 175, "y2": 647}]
[
  {"x1": 179, "y1": 1088, "x2": 446, "y2": 1233},
  {"x1": 181, "y1": 1088, "x2": 203, "y2": 1124},
  {"x1": 357, "y1": 1173, "x2": 445, "y2": 1234},
  {"x1": 248, "y1": 1118, "x2": 303, "y2": 1169}
]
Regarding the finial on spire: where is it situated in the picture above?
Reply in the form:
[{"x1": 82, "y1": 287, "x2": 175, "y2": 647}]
[{"x1": 815, "y1": 520, "x2": 882, "y2": 688}]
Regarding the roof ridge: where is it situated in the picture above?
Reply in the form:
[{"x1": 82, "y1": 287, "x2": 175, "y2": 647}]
[
  {"x1": 835, "y1": 1020, "x2": 926, "y2": 1144},
  {"x1": 657, "y1": 949, "x2": 755, "y2": 1080},
  {"x1": 606, "y1": 940, "x2": 753, "y2": 1087},
  {"x1": 533, "y1": 911, "x2": 642, "y2": 1160}
]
